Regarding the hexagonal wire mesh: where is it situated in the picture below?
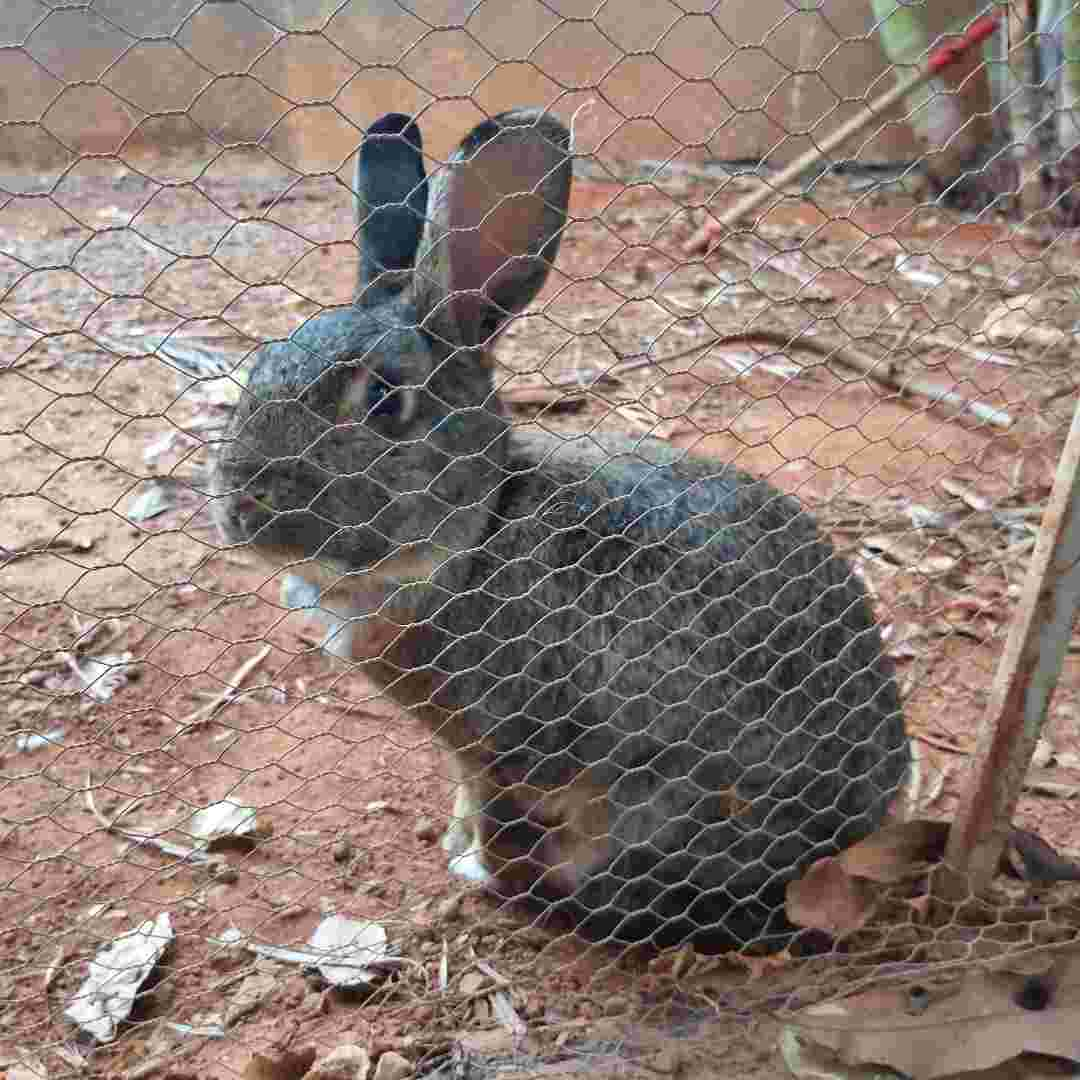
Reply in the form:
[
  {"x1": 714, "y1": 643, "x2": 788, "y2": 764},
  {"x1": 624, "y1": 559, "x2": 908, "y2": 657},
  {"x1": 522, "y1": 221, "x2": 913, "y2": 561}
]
[{"x1": 3, "y1": 0, "x2": 1080, "y2": 1076}]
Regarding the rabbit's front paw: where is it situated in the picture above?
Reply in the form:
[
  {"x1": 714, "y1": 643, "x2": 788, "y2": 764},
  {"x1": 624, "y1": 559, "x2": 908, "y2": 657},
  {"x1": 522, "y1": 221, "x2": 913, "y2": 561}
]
[
  {"x1": 440, "y1": 815, "x2": 472, "y2": 858},
  {"x1": 447, "y1": 846, "x2": 494, "y2": 885}
]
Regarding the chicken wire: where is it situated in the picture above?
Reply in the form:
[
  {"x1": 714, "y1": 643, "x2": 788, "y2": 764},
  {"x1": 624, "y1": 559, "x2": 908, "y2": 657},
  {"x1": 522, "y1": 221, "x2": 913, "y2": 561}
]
[{"x1": 3, "y1": 1, "x2": 1080, "y2": 1077}]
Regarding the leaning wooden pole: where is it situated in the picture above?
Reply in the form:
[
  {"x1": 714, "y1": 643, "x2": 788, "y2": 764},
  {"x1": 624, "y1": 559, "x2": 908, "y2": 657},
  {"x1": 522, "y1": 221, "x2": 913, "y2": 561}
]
[
  {"x1": 945, "y1": 395, "x2": 1080, "y2": 888},
  {"x1": 685, "y1": 12, "x2": 1002, "y2": 253}
]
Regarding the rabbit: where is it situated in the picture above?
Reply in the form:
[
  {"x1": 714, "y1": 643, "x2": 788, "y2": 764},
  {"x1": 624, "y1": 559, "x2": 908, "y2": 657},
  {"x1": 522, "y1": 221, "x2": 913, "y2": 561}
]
[{"x1": 212, "y1": 108, "x2": 910, "y2": 951}]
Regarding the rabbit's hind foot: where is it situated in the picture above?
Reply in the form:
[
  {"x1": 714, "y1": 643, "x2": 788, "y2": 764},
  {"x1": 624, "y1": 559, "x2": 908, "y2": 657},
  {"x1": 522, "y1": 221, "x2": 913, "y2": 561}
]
[{"x1": 441, "y1": 765, "x2": 495, "y2": 884}]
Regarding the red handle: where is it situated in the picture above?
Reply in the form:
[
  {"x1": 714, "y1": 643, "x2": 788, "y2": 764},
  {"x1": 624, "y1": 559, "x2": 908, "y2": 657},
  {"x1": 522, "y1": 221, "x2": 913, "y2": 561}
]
[{"x1": 927, "y1": 12, "x2": 1001, "y2": 75}]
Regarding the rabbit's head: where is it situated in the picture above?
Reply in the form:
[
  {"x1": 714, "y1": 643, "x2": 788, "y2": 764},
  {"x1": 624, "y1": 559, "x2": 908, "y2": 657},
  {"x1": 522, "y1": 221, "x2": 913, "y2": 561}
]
[{"x1": 213, "y1": 110, "x2": 572, "y2": 590}]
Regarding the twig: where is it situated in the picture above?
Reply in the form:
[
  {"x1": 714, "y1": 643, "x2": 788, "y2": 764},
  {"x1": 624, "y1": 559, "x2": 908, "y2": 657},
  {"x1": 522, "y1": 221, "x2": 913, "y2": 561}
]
[
  {"x1": 898, "y1": 329, "x2": 1019, "y2": 369},
  {"x1": 0, "y1": 536, "x2": 97, "y2": 563},
  {"x1": 570, "y1": 329, "x2": 1013, "y2": 429},
  {"x1": 912, "y1": 732, "x2": 974, "y2": 755},
  {"x1": 472, "y1": 958, "x2": 511, "y2": 986},
  {"x1": 83, "y1": 772, "x2": 224, "y2": 870},
  {"x1": 491, "y1": 989, "x2": 529, "y2": 1043},
  {"x1": 176, "y1": 644, "x2": 272, "y2": 728},
  {"x1": 543, "y1": 336, "x2": 719, "y2": 390},
  {"x1": 811, "y1": 336, "x2": 1013, "y2": 428},
  {"x1": 43, "y1": 944, "x2": 66, "y2": 992}
]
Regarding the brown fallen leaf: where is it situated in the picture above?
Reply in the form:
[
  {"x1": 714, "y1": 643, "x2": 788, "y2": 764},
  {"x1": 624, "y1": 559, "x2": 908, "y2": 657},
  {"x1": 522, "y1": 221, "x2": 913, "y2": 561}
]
[
  {"x1": 791, "y1": 946, "x2": 1080, "y2": 1080},
  {"x1": 785, "y1": 856, "x2": 879, "y2": 935},
  {"x1": 787, "y1": 822, "x2": 1080, "y2": 938},
  {"x1": 838, "y1": 820, "x2": 950, "y2": 884},
  {"x1": 835, "y1": 820, "x2": 1080, "y2": 886},
  {"x1": 242, "y1": 1046, "x2": 317, "y2": 1080},
  {"x1": 781, "y1": 1028, "x2": 1077, "y2": 1080}
]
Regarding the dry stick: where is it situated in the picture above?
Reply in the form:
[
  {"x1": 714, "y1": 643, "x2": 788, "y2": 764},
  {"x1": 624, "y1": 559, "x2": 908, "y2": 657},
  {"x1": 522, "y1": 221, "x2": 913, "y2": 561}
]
[
  {"x1": 83, "y1": 772, "x2": 224, "y2": 871},
  {"x1": 551, "y1": 329, "x2": 1012, "y2": 429},
  {"x1": 685, "y1": 12, "x2": 1003, "y2": 255},
  {"x1": 176, "y1": 643, "x2": 272, "y2": 728},
  {"x1": 42, "y1": 944, "x2": 66, "y2": 992},
  {"x1": 674, "y1": 15, "x2": 1009, "y2": 428},
  {"x1": 945, "y1": 392, "x2": 1080, "y2": 889}
]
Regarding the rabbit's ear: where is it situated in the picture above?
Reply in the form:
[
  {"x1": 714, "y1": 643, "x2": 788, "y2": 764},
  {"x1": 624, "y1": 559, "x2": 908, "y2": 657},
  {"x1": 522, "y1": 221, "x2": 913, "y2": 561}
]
[
  {"x1": 413, "y1": 109, "x2": 571, "y2": 347},
  {"x1": 354, "y1": 113, "x2": 428, "y2": 303}
]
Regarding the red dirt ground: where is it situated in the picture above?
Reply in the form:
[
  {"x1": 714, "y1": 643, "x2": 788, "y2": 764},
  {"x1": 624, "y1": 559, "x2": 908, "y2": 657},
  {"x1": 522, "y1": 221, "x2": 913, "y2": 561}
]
[{"x1": 3, "y1": 154, "x2": 1080, "y2": 1078}]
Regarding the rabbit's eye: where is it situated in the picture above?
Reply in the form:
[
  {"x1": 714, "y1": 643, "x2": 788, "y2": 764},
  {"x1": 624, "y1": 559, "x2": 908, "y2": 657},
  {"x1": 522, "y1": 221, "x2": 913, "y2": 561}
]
[
  {"x1": 338, "y1": 358, "x2": 416, "y2": 428},
  {"x1": 366, "y1": 373, "x2": 401, "y2": 418}
]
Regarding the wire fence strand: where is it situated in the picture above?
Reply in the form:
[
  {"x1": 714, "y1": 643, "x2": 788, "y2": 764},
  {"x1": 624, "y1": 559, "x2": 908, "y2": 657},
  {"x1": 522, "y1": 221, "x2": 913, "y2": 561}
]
[{"x1": 3, "y1": 3, "x2": 1080, "y2": 1078}]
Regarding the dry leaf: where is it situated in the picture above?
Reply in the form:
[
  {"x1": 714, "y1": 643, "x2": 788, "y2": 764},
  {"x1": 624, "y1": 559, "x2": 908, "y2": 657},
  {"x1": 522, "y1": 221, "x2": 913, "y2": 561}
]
[
  {"x1": 785, "y1": 856, "x2": 879, "y2": 935},
  {"x1": 792, "y1": 948, "x2": 1080, "y2": 1080},
  {"x1": 838, "y1": 820, "x2": 950, "y2": 884},
  {"x1": 188, "y1": 800, "x2": 264, "y2": 851},
  {"x1": 13, "y1": 727, "x2": 65, "y2": 753},
  {"x1": 894, "y1": 252, "x2": 945, "y2": 288},
  {"x1": 308, "y1": 915, "x2": 391, "y2": 989},
  {"x1": 64, "y1": 912, "x2": 173, "y2": 1043},
  {"x1": 65, "y1": 651, "x2": 137, "y2": 703},
  {"x1": 126, "y1": 483, "x2": 177, "y2": 523}
]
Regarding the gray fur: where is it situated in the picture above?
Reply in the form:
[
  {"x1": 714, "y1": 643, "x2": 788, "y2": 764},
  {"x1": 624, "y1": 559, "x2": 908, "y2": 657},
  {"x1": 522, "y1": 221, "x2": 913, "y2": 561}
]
[{"x1": 213, "y1": 109, "x2": 909, "y2": 950}]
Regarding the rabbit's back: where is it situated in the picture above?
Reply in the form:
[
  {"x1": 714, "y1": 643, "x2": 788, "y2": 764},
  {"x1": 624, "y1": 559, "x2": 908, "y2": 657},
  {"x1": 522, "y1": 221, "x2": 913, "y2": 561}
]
[
  {"x1": 214, "y1": 109, "x2": 908, "y2": 949},
  {"x1": 423, "y1": 432, "x2": 907, "y2": 946}
]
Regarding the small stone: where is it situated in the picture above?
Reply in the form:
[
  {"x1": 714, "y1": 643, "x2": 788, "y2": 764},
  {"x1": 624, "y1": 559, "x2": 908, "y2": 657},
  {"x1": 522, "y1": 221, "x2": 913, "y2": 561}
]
[
  {"x1": 647, "y1": 1048, "x2": 683, "y2": 1075},
  {"x1": 413, "y1": 817, "x2": 438, "y2": 843},
  {"x1": 456, "y1": 1030, "x2": 514, "y2": 1056},
  {"x1": 603, "y1": 994, "x2": 629, "y2": 1017},
  {"x1": 435, "y1": 892, "x2": 464, "y2": 922},
  {"x1": 208, "y1": 939, "x2": 246, "y2": 972},
  {"x1": 333, "y1": 837, "x2": 353, "y2": 863},
  {"x1": 277, "y1": 902, "x2": 310, "y2": 920},
  {"x1": 280, "y1": 975, "x2": 307, "y2": 1008},
  {"x1": 303, "y1": 988, "x2": 330, "y2": 1015},
  {"x1": 523, "y1": 993, "x2": 545, "y2": 1019},
  {"x1": 459, "y1": 970, "x2": 487, "y2": 996},
  {"x1": 309, "y1": 1043, "x2": 371, "y2": 1079},
  {"x1": 210, "y1": 864, "x2": 238, "y2": 885},
  {"x1": 224, "y1": 971, "x2": 277, "y2": 1027},
  {"x1": 373, "y1": 1051, "x2": 412, "y2": 1080}
]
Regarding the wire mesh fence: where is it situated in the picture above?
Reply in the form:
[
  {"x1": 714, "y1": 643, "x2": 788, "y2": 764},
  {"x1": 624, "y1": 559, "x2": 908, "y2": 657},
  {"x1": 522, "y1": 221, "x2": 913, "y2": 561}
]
[{"x1": 3, "y1": 1, "x2": 1080, "y2": 1077}]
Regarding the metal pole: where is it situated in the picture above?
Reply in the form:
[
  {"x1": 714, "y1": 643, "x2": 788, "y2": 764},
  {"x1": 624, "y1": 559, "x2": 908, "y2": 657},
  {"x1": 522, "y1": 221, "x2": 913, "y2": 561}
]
[{"x1": 945, "y1": 392, "x2": 1080, "y2": 888}]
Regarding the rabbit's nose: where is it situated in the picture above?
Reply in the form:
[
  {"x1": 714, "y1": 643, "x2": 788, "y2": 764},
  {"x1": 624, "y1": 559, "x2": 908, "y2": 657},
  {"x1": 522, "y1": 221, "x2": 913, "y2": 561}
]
[
  {"x1": 231, "y1": 492, "x2": 263, "y2": 516},
  {"x1": 228, "y1": 483, "x2": 281, "y2": 526},
  {"x1": 236, "y1": 477, "x2": 283, "y2": 512}
]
